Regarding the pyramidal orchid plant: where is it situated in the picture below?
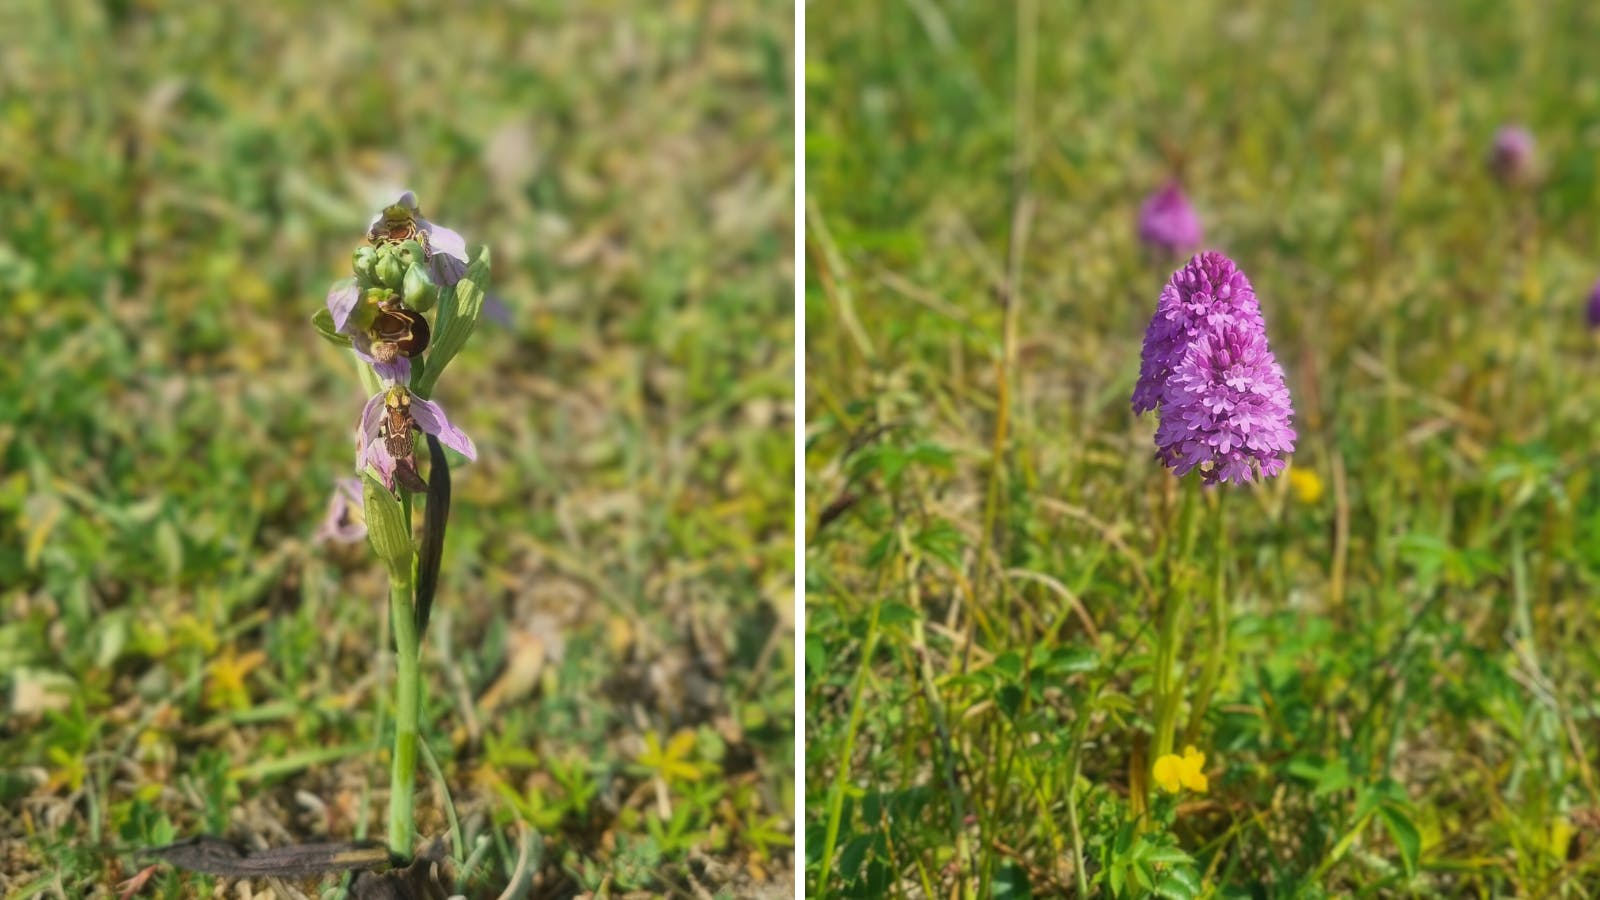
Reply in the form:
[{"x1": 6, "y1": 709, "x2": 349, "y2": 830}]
[
  {"x1": 312, "y1": 192, "x2": 491, "y2": 859},
  {"x1": 1134, "y1": 252, "x2": 1294, "y2": 484},
  {"x1": 1131, "y1": 251, "x2": 1293, "y2": 801}
]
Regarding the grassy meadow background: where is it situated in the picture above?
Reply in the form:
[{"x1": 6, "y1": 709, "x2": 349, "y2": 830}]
[
  {"x1": 805, "y1": 0, "x2": 1600, "y2": 896},
  {"x1": 0, "y1": 1, "x2": 793, "y2": 897}
]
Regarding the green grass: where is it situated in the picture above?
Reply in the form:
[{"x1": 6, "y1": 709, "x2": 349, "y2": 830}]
[
  {"x1": 0, "y1": 1, "x2": 793, "y2": 897},
  {"x1": 805, "y1": 0, "x2": 1600, "y2": 896}
]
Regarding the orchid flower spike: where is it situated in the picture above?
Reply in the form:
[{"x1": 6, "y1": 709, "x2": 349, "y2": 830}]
[{"x1": 1134, "y1": 252, "x2": 1295, "y2": 485}]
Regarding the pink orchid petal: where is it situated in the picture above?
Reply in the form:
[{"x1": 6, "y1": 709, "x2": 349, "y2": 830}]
[
  {"x1": 364, "y1": 437, "x2": 397, "y2": 489},
  {"x1": 327, "y1": 280, "x2": 361, "y2": 332},
  {"x1": 421, "y1": 219, "x2": 468, "y2": 264},
  {"x1": 408, "y1": 395, "x2": 477, "y2": 461}
]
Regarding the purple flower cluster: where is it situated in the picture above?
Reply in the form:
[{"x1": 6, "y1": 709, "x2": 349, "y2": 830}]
[
  {"x1": 1133, "y1": 252, "x2": 1295, "y2": 484},
  {"x1": 1587, "y1": 279, "x2": 1600, "y2": 330},
  {"x1": 1137, "y1": 183, "x2": 1203, "y2": 255}
]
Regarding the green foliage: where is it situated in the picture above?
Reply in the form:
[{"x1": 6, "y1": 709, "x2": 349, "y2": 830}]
[
  {"x1": 413, "y1": 248, "x2": 488, "y2": 399},
  {"x1": 362, "y1": 469, "x2": 413, "y2": 575},
  {"x1": 806, "y1": 0, "x2": 1600, "y2": 895},
  {"x1": 0, "y1": 0, "x2": 792, "y2": 895}
]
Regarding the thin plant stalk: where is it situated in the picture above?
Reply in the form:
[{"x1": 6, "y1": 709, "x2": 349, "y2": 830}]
[
  {"x1": 1152, "y1": 483, "x2": 1201, "y2": 763},
  {"x1": 387, "y1": 549, "x2": 421, "y2": 857},
  {"x1": 1185, "y1": 496, "x2": 1229, "y2": 747}
]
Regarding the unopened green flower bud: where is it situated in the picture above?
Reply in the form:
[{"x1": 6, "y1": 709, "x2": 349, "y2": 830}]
[
  {"x1": 402, "y1": 261, "x2": 438, "y2": 312},
  {"x1": 351, "y1": 288, "x2": 387, "y2": 332},
  {"x1": 395, "y1": 239, "x2": 427, "y2": 272},
  {"x1": 352, "y1": 246, "x2": 377, "y2": 282},
  {"x1": 375, "y1": 249, "x2": 405, "y2": 290}
]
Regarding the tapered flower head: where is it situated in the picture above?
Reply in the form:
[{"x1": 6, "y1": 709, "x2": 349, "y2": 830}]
[
  {"x1": 369, "y1": 191, "x2": 470, "y2": 289},
  {"x1": 1489, "y1": 125, "x2": 1536, "y2": 185},
  {"x1": 313, "y1": 478, "x2": 367, "y2": 545},
  {"x1": 1137, "y1": 182, "x2": 1203, "y2": 255},
  {"x1": 1133, "y1": 251, "x2": 1264, "y2": 415},
  {"x1": 1586, "y1": 279, "x2": 1600, "y2": 329},
  {"x1": 1134, "y1": 252, "x2": 1294, "y2": 485},
  {"x1": 356, "y1": 385, "x2": 477, "y2": 491}
]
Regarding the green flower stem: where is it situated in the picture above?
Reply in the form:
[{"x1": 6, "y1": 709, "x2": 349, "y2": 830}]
[
  {"x1": 387, "y1": 493, "x2": 421, "y2": 859},
  {"x1": 1152, "y1": 483, "x2": 1202, "y2": 764},
  {"x1": 1184, "y1": 496, "x2": 1229, "y2": 747}
]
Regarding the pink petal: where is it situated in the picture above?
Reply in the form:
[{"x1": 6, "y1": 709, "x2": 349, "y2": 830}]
[
  {"x1": 408, "y1": 395, "x2": 477, "y2": 460},
  {"x1": 364, "y1": 437, "x2": 397, "y2": 489},
  {"x1": 327, "y1": 280, "x2": 361, "y2": 332},
  {"x1": 421, "y1": 219, "x2": 468, "y2": 264}
]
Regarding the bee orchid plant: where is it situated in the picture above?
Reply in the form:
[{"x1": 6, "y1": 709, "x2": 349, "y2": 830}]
[{"x1": 312, "y1": 192, "x2": 490, "y2": 858}]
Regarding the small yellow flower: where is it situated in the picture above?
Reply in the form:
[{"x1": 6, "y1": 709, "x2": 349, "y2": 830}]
[
  {"x1": 205, "y1": 646, "x2": 266, "y2": 711},
  {"x1": 1289, "y1": 467, "x2": 1324, "y2": 504},
  {"x1": 1153, "y1": 745, "x2": 1209, "y2": 794}
]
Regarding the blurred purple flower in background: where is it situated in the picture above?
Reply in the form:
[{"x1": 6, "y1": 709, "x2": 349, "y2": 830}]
[
  {"x1": 1488, "y1": 125, "x2": 1536, "y2": 185},
  {"x1": 1134, "y1": 252, "x2": 1295, "y2": 484},
  {"x1": 313, "y1": 478, "x2": 367, "y2": 545},
  {"x1": 1587, "y1": 279, "x2": 1600, "y2": 329},
  {"x1": 1137, "y1": 182, "x2": 1203, "y2": 255}
]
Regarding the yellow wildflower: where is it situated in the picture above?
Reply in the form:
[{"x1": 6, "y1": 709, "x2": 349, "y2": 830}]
[
  {"x1": 206, "y1": 646, "x2": 266, "y2": 711},
  {"x1": 1289, "y1": 466, "x2": 1324, "y2": 504},
  {"x1": 1153, "y1": 745, "x2": 1209, "y2": 794}
]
